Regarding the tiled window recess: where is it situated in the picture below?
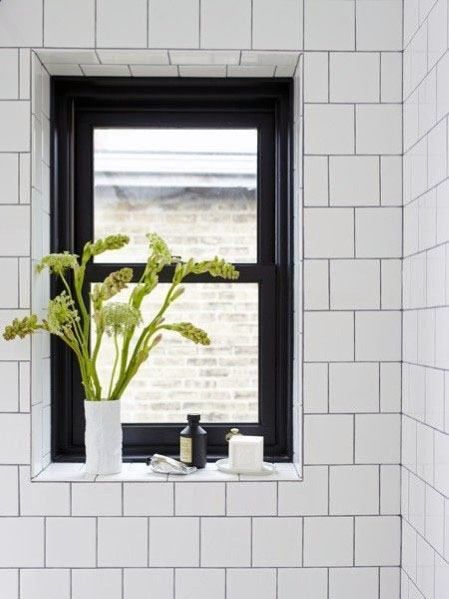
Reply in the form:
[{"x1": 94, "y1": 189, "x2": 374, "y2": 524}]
[{"x1": 0, "y1": 0, "x2": 417, "y2": 598}]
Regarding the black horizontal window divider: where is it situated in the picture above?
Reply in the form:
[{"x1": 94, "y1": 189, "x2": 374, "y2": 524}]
[{"x1": 51, "y1": 77, "x2": 294, "y2": 462}]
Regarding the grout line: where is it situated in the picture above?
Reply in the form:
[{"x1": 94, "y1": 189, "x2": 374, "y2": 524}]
[
  {"x1": 147, "y1": 0, "x2": 150, "y2": 48},
  {"x1": 352, "y1": 515, "x2": 356, "y2": 567},
  {"x1": 94, "y1": 0, "x2": 98, "y2": 48},
  {"x1": 378, "y1": 464, "x2": 382, "y2": 514},
  {"x1": 148, "y1": 517, "x2": 151, "y2": 567},
  {"x1": 198, "y1": 517, "x2": 201, "y2": 567},
  {"x1": 199, "y1": 0, "x2": 202, "y2": 49}
]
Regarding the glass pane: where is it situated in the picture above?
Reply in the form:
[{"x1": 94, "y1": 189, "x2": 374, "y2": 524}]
[
  {"x1": 92, "y1": 283, "x2": 259, "y2": 423},
  {"x1": 94, "y1": 128, "x2": 257, "y2": 263}
]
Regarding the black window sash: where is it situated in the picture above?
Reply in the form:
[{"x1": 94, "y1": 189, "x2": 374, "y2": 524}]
[{"x1": 51, "y1": 78, "x2": 293, "y2": 461}]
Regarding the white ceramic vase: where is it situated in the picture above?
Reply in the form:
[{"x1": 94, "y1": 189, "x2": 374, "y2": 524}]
[{"x1": 84, "y1": 399, "x2": 122, "y2": 475}]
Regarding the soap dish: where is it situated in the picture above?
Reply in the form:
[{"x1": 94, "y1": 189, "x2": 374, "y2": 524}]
[{"x1": 215, "y1": 458, "x2": 276, "y2": 476}]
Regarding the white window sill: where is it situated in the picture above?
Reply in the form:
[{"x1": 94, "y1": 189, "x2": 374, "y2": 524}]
[{"x1": 33, "y1": 461, "x2": 302, "y2": 483}]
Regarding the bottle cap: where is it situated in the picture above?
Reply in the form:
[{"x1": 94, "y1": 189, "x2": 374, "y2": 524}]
[
  {"x1": 225, "y1": 428, "x2": 241, "y2": 442},
  {"x1": 187, "y1": 414, "x2": 201, "y2": 424}
]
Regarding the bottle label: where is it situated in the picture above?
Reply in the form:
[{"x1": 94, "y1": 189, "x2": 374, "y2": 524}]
[{"x1": 180, "y1": 436, "x2": 192, "y2": 463}]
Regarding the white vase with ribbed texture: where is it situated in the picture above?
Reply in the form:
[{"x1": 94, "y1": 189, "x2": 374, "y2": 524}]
[{"x1": 84, "y1": 399, "x2": 122, "y2": 475}]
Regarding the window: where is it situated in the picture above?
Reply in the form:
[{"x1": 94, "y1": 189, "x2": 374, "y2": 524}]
[{"x1": 52, "y1": 78, "x2": 293, "y2": 461}]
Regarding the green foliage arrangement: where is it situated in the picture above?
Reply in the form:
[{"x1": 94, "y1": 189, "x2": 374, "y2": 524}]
[{"x1": 3, "y1": 233, "x2": 239, "y2": 401}]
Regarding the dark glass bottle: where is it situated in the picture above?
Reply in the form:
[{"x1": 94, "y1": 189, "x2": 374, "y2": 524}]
[{"x1": 179, "y1": 414, "x2": 207, "y2": 469}]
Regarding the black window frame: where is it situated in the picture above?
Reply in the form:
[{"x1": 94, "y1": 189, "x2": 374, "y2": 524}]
[{"x1": 51, "y1": 77, "x2": 293, "y2": 462}]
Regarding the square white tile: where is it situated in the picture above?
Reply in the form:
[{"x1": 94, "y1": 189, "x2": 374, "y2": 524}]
[
  {"x1": 71, "y1": 482, "x2": 122, "y2": 516},
  {"x1": 46, "y1": 517, "x2": 96, "y2": 567},
  {"x1": 253, "y1": 0, "x2": 303, "y2": 50},
  {"x1": 0, "y1": 518, "x2": 44, "y2": 567},
  {"x1": 278, "y1": 466, "x2": 328, "y2": 515},
  {"x1": 303, "y1": 516, "x2": 354, "y2": 566},
  {"x1": 124, "y1": 569, "x2": 173, "y2": 599},
  {"x1": 21, "y1": 569, "x2": 70, "y2": 599},
  {"x1": 149, "y1": 0, "x2": 199, "y2": 48},
  {"x1": 330, "y1": 52, "x2": 380, "y2": 102},
  {"x1": 72, "y1": 569, "x2": 122, "y2": 599},
  {"x1": 227, "y1": 482, "x2": 277, "y2": 516},
  {"x1": 355, "y1": 516, "x2": 401, "y2": 566},
  {"x1": 304, "y1": 0, "x2": 355, "y2": 50},
  {"x1": 44, "y1": 0, "x2": 95, "y2": 47},
  {"x1": 252, "y1": 517, "x2": 302, "y2": 567},
  {"x1": 98, "y1": 517, "x2": 148, "y2": 567},
  {"x1": 176, "y1": 569, "x2": 225, "y2": 599},
  {"x1": 201, "y1": 517, "x2": 250, "y2": 567},
  {"x1": 97, "y1": 0, "x2": 147, "y2": 48},
  {"x1": 175, "y1": 482, "x2": 225, "y2": 516},
  {"x1": 200, "y1": 0, "x2": 251, "y2": 49},
  {"x1": 150, "y1": 517, "x2": 199, "y2": 567},
  {"x1": 124, "y1": 482, "x2": 174, "y2": 516},
  {"x1": 227, "y1": 569, "x2": 276, "y2": 599},
  {"x1": 330, "y1": 465, "x2": 379, "y2": 515}
]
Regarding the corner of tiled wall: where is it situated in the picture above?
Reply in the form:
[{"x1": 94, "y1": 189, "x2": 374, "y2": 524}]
[
  {"x1": 402, "y1": 0, "x2": 449, "y2": 597},
  {"x1": 0, "y1": 1, "x2": 407, "y2": 598}
]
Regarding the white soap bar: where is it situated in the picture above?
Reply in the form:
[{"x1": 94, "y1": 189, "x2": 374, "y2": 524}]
[{"x1": 229, "y1": 435, "x2": 264, "y2": 473}]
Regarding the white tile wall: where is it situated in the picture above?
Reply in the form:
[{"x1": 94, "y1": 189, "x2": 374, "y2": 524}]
[
  {"x1": 124, "y1": 482, "x2": 174, "y2": 516},
  {"x1": 0, "y1": 1, "x2": 406, "y2": 597},
  {"x1": 304, "y1": 0, "x2": 355, "y2": 51},
  {"x1": 278, "y1": 568, "x2": 328, "y2": 599},
  {"x1": 124, "y1": 569, "x2": 173, "y2": 599},
  {"x1": 150, "y1": 517, "x2": 199, "y2": 567},
  {"x1": 330, "y1": 465, "x2": 379, "y2": 515},
  {"x1": 303, "y1": 517, "x2": 354, "y2": 566},
  {"x1": 200, "y1": 0, "x2": 251, "y2": 49},
  {"x1": 98, "y1": 518, "x2": 148, "y2": 567},
  {"x1": 46, "y1": 517, "x2": 96, "y2": 567},
  {"x1": 71, "y1": 482, "x2": 122, "y2": 516},
  {"x1": 329, "y1": 362, "x2": 379, "y2": 412},
  {"x1": 403, "y1": 0, "x2": 449, "y2": 596},
  {"x1": 176, "y1": 569, "x2": 225, "y2": 599},
  {"x1": 97, "y1": 0, "x2": 147, "y2": 48},
  {"x1": 21, "y1": 569, "x2": 70, "y2": 599},
  {"x1": 253, "y1": 518, "x2": 302, "y2": 567},
  {"x1": 0, "y1": 0, "x2": 43, "y2": 47},
  {"x1": 329, "y1": 568, "x2": 378, "y2": 599},
  {"x1": 148, "y1": 0, "x2": 199, "y2": 49},
  {"x1": 330, "y1": 53, "x2": 380, "y2": 103},
  {"x1": 252, "y1": 0, "x2": 303, "y2": 51},
  {"x1": 201, "y1": 518, "x2": 250, "y2": 567},
  {"x1": 44, "y1": 0, "x2": 95, "y2": 48},
  {"x1": 227, "y1": 481, "x2": 277, "y2": 516},
  {"x1": 329, "y1": 156, "x2": 380, "y2": 206},
  {"x1": 278, "y1": 466, "x2": 328, "y2": 515},
  {"x1": 355, "y1": 516, "x2": 401, "y2": 566},
  {"x1": 72, "y1": 569, "x2": 122, "y2": 599},
  {"x1": 305, "y1": 105, "x2": 355, "y2": 154},
  {"x1": 227, "y1": 569, "x2": 275, "y2": 599},
  {"x1": 0, "y1": 518, "x2": 44, "y2": 567},
  {"x1": 356, "y1": 1, "x2": 402, "y2": 51}
]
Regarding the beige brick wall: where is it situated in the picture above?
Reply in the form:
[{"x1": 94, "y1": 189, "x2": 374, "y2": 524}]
[{"x1": 95, "y1": 186, "x2": 259, "y2": 424}]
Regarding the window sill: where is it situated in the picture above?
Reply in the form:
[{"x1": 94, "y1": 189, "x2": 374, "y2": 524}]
[{"x1": 33, "y1": 461, "x2": 302, "y2": 483}]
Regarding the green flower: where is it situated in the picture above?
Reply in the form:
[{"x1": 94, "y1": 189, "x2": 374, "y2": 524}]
[
  {"x1": 36, "y1": 252, "x2": 79, "y2": 275},
  {"x1": 46, "y1": 292, "x2": 79, "y2": 336},
  {"x1": 83, "y1": 235, "x2": 129, "y2": 261},
  {"x1": 92, "y1": 268, "x2": 133, "y2": 306},
  {"x1": 3, "y1": 314, "x2": 41, "y2": 340},
  {"x1": 162, "y1": 322, "x2": 211, "y2": 345},
  {"x1": 147, "y1": 233, "x2": 172, "y2": 265},
  {"x1": 174, "y1": 257, "x2": 239, "y2": 283},
  {"x1": 102, "y1": 303, "x2": 142, "y2": 336},
  {"x1": 201, "y1": 257, "x2": 239, "y2": 280}
]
